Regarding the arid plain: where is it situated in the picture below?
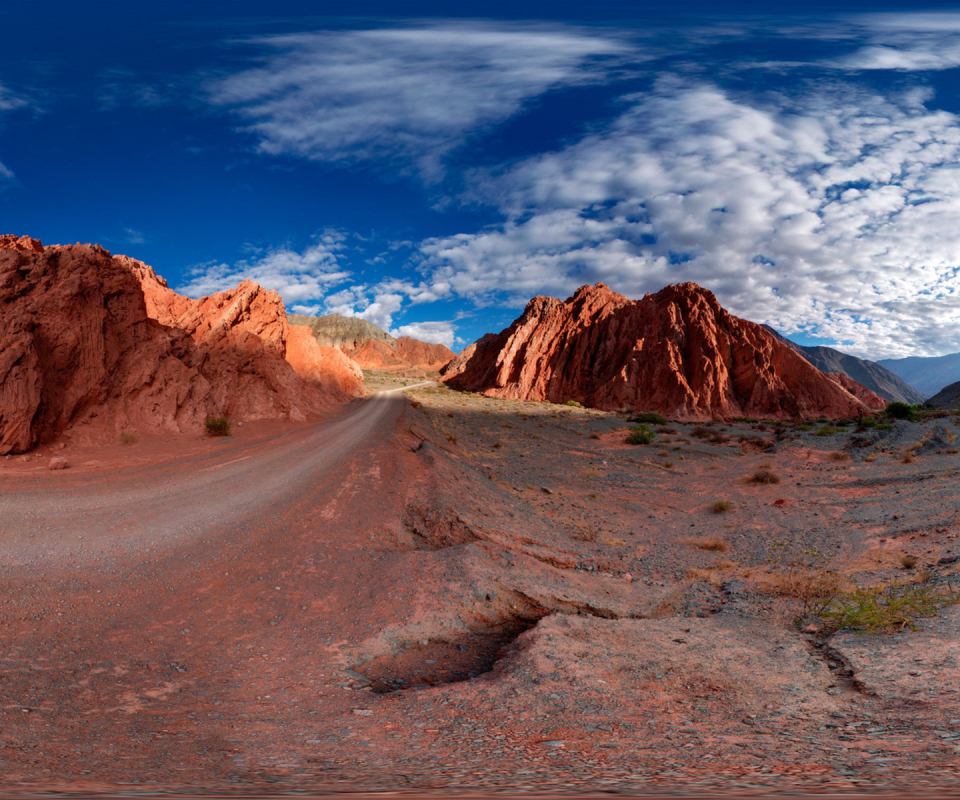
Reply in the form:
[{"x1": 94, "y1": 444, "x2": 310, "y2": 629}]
[{"x1": 1, "y1": 371, "x2": 960, "y2": 796}]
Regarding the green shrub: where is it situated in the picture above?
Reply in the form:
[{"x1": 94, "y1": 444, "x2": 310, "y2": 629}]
[
  {"x1": 625, "y1": 424, "x2": 655, "y2": 445},
  {"x1": 629, "y1": 411, "x2": 668, "y2": 425},
  {"x1": 204, "y1": 415, "x2": 232, "y2": 437},
  {"x1": 732, "y1": 416, "x2": 756, "y2": 423},
  {"x1": 564, "y1": 399, "x2": 581, "y2": 407},
  {"x1": 820, "y1": 582, "x2": 958, "y2": 634},
  {"x1": 875, "y1": 422, "x2": 895, "y2": 431},
  {"x1": 885, "y1": 402, "x2": 915, "y2": 421},
  {"x1": 813, "y1": 416, "x2": 829, "y2": 423},
  {"x1": 813, "y1": 425, "x2": 839, "y2": 436}
]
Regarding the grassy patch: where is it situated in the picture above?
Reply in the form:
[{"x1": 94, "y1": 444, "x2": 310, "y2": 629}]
[
  {"x1": 690, "y1": 537, "x2": 729, "y2": 552},
  {"x1": 204, "y1": 416, "x2": 231, "y2": 437},
  {"x1": 625, "y1": 424, "x2": 655, "y2": 445},
  {"x1": 820, "y1": 582, "x2": 958, "y2": 634},
  {"x1": 813, "y1": 425, "x2": 839, "y2": 436},
  {"x1": 629, "y1": 411, "x2": 668, "y2": 425},
  {"x1": 564, "y1": 399, "x2": 582, "y2": 407}
]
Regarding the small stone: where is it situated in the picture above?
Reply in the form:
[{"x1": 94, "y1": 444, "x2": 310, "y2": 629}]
[
  {"x1": 802, "y1": 624, "x2": 819, "y2": 634},
  {"x1": 623, "y1": 573, "x2": 633, "y2": 582},
  {"x1": 352, "y1": 709, "x2": 373, "y2": 716},
  {"x1": 48, "y1": 456, "x2": 68, "y2": 470},
  {"x1": 938, "y1": 555, "x2": 959, "y2": 565},
  {"x1": 539, "y1": 740, "x2": 565, "y2": 747}
]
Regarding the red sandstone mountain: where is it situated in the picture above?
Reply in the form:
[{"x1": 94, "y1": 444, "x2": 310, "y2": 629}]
[
  {"x1": 441, "y1": 282, "x2": 885, "y2": 421},
  {"x1": 288, "y1": 312, "x2": 455, "y2": 372},
  {"x1": 0, "y1": 236, "x2": 363, "y2": 454}
]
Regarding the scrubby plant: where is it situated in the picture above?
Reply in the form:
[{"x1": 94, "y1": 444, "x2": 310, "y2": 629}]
[
  {"x1": 875, "y1": 422, "x2": 895, "y2": 431},
  {"x1": 813, "y1": 425, "x2": 839, "y2": 436},
  {"x1": 820, "y1": 582, "x2": 958, "y2": 634},
  {"x1": 711, "y1": 500, "x2": 733, "y2": 513},
  {"x1": 690, "y1": 426, "x2": 713, "y2": 439},
  {"x1": 625, "y1": 424, "x2": 655, "y2": 445},
  {"x1": 564, "y1": 399, "x2": 582, "y2": 407},
  {"x1": 900, "y1": 554, "x2": 918, "y2": 569},
  {"x1": 885, "y1": 401, "x2": 915, "y2": 421},
  {"x1": 691, "y1": 537, "x2": 729, "y2": 552},
  {"x1": 813, "y1": 416, "x2": 829, "y2": 424},
  {"x1": 744, "y1": 466, "x2": 782, "y2": 485},
  {"x1": 204, "y1": 415, "x2": 231, "y2": 437},
  {"x1": 828, "y1": 451, "x2": 851, "y2": 462},
  {"x1": 630, "y1": 411, "x2": 668, "y2": 425},
  {"x1": 732, "y1": 416, "x2": 757, "y2": 423}
]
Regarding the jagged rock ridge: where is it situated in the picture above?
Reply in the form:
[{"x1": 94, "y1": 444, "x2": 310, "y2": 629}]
[
  {"x1": 441, "y1": 282, "x2": 884, "y2": 422},
  {"x1": 0, "y1": 236, "x2": 363, "y2": 454},
  {"x1": 762, "y1": 325, "x2": 924, "y2": 404},
  {"x1": 290, "y1": 312, "x2": 455, "y2": 372}
]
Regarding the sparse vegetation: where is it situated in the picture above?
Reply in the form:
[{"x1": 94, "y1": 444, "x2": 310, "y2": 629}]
[
  {"x1": 901, "y1": 451, "x2": 917, "y2": 464},
  {"x1": 885, "y1": 401, "x2": 916, "y2": 421},
  {"x1": 564, "y1": 399, "x2": 582, "y2": 407},
  {"x1": 625, "y1": 424, "x2": 655, "y2": 445},
  {"x1": 120, "y1": 432, "x2": 137, "y2": 446},
  {"x1": 762, "y1": 568, "x2": 845, "y2": 614},
  {"x1": 875, "y1": 422, "x2": 895, "y2": 431},
  {"x1": 744, "y1": 466, "x2": 782, "y2": 485},
  {"x1": 813, "y1": 425, "x2": 839, "y2": 436},
  {"x1": 732, "y1": 416, "x2": 757, "y2": 423},
  {"x1": 820, "y1": 581, "x2": 958, "y2": 634},
  {"x1": 690, "y1": 537, "x2": 729, "y2": 552},
  {"x1": 711, "y1": 500, "x2": 734, "y2": 513},
  {"x1": 204, "y1": 415, "x2": 231, "y2": 437},
  {"x1": 828, "y1": 450, "x2": 850, "y2": 462},
  {"x1": 900, "y1": 554, "x2": 918, "y2": 570},
  {"x1": 629, "y1": 411, "x2": 668, "y2": 425}
]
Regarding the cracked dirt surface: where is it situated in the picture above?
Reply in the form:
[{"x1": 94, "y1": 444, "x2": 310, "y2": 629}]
[{"x1": 2, "y1": 379, "x2": 960, "y2": 796}]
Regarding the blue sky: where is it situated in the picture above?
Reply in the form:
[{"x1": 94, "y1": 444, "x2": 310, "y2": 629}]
[{"x1": 4, "y1": 1, "x2": 960, "y2": 356}]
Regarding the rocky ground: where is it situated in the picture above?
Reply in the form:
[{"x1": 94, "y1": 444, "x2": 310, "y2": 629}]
[{"x1": 1, "y1": 377, "x2": 960, "y2": 796}]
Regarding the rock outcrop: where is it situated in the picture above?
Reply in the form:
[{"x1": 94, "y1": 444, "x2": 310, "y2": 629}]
[
  {"x1": 441, "y1": 282, "x2": 884, "y2": 421},
  {"x1": 290, "y1": 312, "x2": 455, "y2": 372},
  {"x1": 0, "y1": 235, "x2": 364, "y2": 454}
]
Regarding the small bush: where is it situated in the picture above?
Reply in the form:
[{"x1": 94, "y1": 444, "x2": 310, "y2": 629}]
[
  {"x1": 875, "y1": 422, "x2": 895, "y2": 431},
  {"x1": 204, "y1": 416, "x2": 231, "y2": 437},
  {"x1": 828, "y1": 450, "x2": 850, "y2": 462},
  {"x1": 813, "y1": 416, "x2": 829, "y2": 424},
  {"x1": 901, "y1": 451, "x2": 917, "y2": 464},
  {"x1": 120, "y1": 432, "x2": 137, "y2": 446},
  {"x1": 711, "y1": 500, "x2": 734, "y2": 513},
  {"x1": 589, "y1": 432, "x2": 602, "y2": 440},
  {"x1": 690, "y1": 426, "x2": 713, "y2": 439},
  {"x1": 565, "y1": 399, "x2": 581, "y2": 407},
  {"x1": 820, "y1": 582, "x2": 958, "y2": 634},
  {"x1": 813, "y1": 425, "x2": 839, "y2": 436},
  {"x1": 900, "y1": 554, "x2": 918, "y2": 570},
  {"x1": 630, "y1": 411, "x2": 668, "y2": 425},
  {"x1": 625, "y1": 424, "x2": 655, "y2": 445},
  {"x1": 745, "y1": 467, "x2": 782, "y2": 485},
  {"x1": 885, "y1": 402, "x2": 915, "y2": 421},
  {"x1": 858, "y1": 416, "x2": 877, "y2": 429},
  {"x1": 732, "y1": 416, "x2": 757, "y2": 423},
  {"x1": 691, "y1": 537, "x2": 729, "y2": 552}
]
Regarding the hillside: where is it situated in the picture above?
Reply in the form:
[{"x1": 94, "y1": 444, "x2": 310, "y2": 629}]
[
  {"x1": 878, "y1": 353, "x2": 960, "y2": 399},
  {"x1": 441, "y1": 282, "x2": 883, "y2": 421},
  {"x1": 761, "y1": 326, "x2": 924, "y2": 404}
]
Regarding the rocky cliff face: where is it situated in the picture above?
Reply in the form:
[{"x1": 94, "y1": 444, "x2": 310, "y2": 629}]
[
  {"x1": 0, "y1": 236, "x2": 363, "y2": 454},
  {"x1": 291, "y1": 312, "x2": 455, "y2": 372},
  {"x1": 441, "y1": 282, "x2": 884, "y2": 422}
]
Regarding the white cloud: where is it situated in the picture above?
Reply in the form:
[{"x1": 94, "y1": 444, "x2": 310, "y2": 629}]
[
  {"x1": 0, "y1": 82, "x2": 28, "y2": 181},
  {"x1": 418, "y1": 82, "x2": 960, "y2": 358},
  {"x1": 392, "y1": 320, "x2": 456, "y2": 348},
  {"x1": 208, "y1": 23, "x2": 631, "y2": 178},
  {"x1": 831, "y1": 13, "x2": 960, "y2": 71},
  {"x1": 177, "y1": 232, "x2": 351, "y2": 307}
]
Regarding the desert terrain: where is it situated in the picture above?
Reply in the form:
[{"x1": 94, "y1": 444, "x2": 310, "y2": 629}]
[{"x1": 1, "y1": 371, "x2": 959, "y2": 796}]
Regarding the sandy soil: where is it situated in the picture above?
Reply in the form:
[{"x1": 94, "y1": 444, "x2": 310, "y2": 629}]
[{"x1": 2, "y1": 379, "x2": 960, "y2": 796}]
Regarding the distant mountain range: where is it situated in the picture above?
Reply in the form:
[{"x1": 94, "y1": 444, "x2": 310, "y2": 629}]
[
  {"x1": 877, "y1": 353, "x2": 960, "y2": 400},
  {"x1": 761, "y1": 326, "x2": 925, "y2": 404}
]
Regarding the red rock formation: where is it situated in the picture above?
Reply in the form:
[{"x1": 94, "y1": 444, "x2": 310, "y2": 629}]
[
  {"x1": 349, "y1": 339, "x2": 407, "y2": 370},
  {"x1": 441, "y1": 282, "x2": 877, "y2": 421},
  {"x1": 394, "y1": 337, "x2": 455, "y2": 372},
  {"x1": 0, "y1": 235, "x2": 363, "y2": 454},
  {"x1": 826, "y1": 373, "x2": 886, "y2": 411}
]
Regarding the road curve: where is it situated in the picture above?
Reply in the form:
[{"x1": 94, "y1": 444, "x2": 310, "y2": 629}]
[{"x1": 0, "y1": 390, "x2": 412, "y2": 566}]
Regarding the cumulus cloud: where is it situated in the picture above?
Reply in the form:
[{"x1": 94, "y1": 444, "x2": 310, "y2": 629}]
[
  {"x1": 208, "y1": 23, "x2": 631, "y2": 178},
  {"x1": 392, "y1": 320, "x2": 456, "y2": 348},
  {"x1": 177, "y1": 232, "x2": 351, "y2": 308},
  {"x1": 832, "y1": 13, "x2": 960, "y2": 71},
  {"x1": 419, "y1": 82, "x2": 960, "y2": 358},
  {"x1": 0, "y1": 82, "x2": 28, "y2": 181}
]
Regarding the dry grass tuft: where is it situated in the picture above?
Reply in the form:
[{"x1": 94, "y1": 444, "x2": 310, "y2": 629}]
[
  {"x1": 744, "y1": 466, "x2": 782, "y2": 485},
  {"x1": 901, "y1": 451, "x2": 917, "y2": 464},
  {"x1": 900, "y1": 554, "x2": 918, "y2": 570},
  {"x1": 710, "y1": 499, "x2": 733, "y2": 513},
  {"x1": 759, "y1": 568, "x2": 845, "y2": 612},
  {"x1": 828, "y1": 450, "x2": 850, "y2": 462},
  {"x1": 690, "y1": 537, "x2": 729, "y2": 552},
  {"x1": 863, "y1": 452, "x2": 878, "y2": 462}
]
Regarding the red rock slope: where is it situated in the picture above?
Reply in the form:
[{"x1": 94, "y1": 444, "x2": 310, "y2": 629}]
[
  {"x1": 349, "y1": 336, "x2": 454, "y2": 372},
  {"x1": 441, "y1": 282, "x2": 884, "y2": 421},
  {"x1": 0, "y1": 236, "x2": 363, "y2": 454}
]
